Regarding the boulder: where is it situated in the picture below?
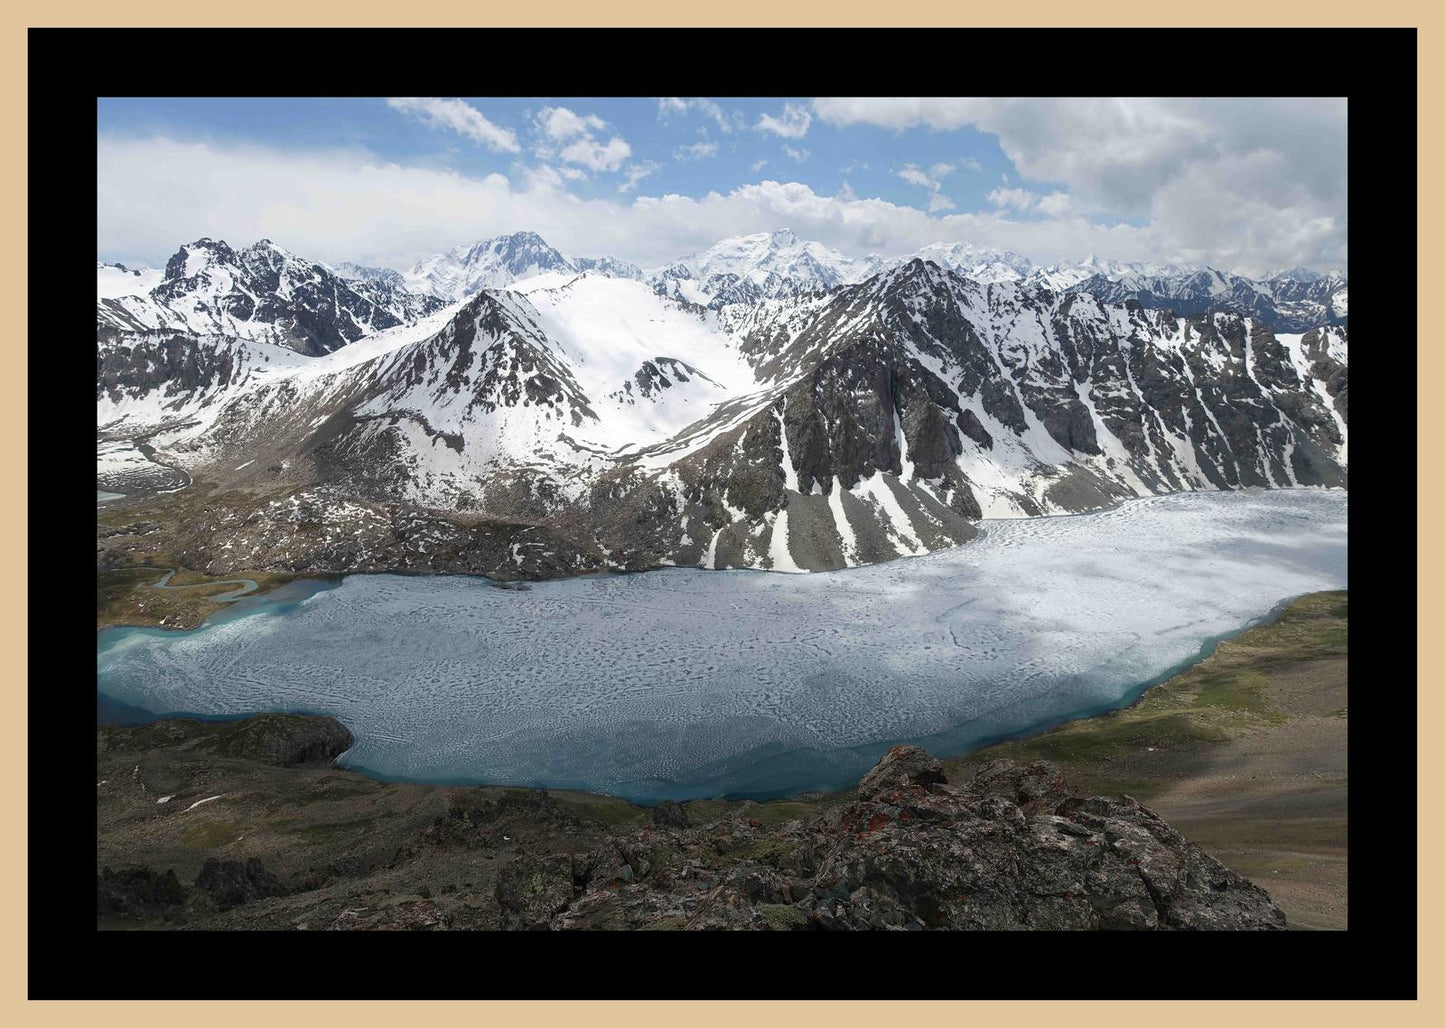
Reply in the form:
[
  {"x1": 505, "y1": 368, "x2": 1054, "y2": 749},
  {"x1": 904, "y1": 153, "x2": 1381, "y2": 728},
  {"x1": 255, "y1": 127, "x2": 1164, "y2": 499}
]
[
  {"x1": 856, "y1": 745, "x2": 947, "y2": 801},
  {"x1": 194, "y1": 858, "x2": 284, "y2": 910},
  {"x1": 211, "y1": 714, "x2": 353, "y2": 767}
]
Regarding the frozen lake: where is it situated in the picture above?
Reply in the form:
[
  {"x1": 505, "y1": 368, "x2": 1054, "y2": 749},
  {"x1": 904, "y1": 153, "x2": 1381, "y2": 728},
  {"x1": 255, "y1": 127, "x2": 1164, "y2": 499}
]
[{"x1": 97, "y1": 489, "x2": 1347, "y2": 802}]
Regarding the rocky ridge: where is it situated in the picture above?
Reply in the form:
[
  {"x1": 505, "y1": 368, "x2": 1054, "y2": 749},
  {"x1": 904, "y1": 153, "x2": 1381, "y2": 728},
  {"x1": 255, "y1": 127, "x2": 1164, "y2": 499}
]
[{"x1": 96, "y1": 716, "x2": 1285, "y2": 931}]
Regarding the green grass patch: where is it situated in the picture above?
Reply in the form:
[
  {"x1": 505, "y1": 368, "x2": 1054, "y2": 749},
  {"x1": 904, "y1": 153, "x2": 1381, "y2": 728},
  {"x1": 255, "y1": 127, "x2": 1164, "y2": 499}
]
[
  {"x1": 945, "y1": 590, "x2": 1346, "y2": 786},
  {"x1": 284, "y1": 817, "x2": 378, "y2": 845},
  {"x1": 550, "y1": 791, "x2": 647, "y2": 828},
  {"x1": 183, "y1": 820, "x2": 242, "y2": 849},
  {"x1": 97, "y1": 565, "x2": 300, "y2": 630},
  {"x1": 757, "y1": 903, "x2": 808, "y2": 930}
]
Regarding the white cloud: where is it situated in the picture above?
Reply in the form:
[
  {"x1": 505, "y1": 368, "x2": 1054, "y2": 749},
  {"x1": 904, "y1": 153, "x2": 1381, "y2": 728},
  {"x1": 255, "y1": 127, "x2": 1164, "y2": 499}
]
[
  {"x1": 756, "y1": 102, "x2": 812, "y2": 139},
  {"x1": 836, "y1": 181, "x2": 857, "y2": 202},
  {"x1": 782, "y1": 145, "x2": 810, "y2": 163},
  {"x1": 386, "y1": 97, "x2": 519, "y2": 153},
  {"x1": 691, "y1": 98, "x2": 733, "y2": 134},
  {"x1": 960, "y1": 157, "x2": 982, "y2": 172},
  {"x1": 658, "y1": 97, "x2": 733, "y2": 133},
  {"x1": 1034, "y1": 191, "x2": 1073, "y2": 217},
  {"x1": 899, "y1": 162, "x2": 958, "y2": 214},
  {"x1": 618, "y1": 161, "x2": 661, "y2": 193},
  {"x1": 559, "y1": 135, "x2": 632, "y2": 173},
  {"x1": 988, "y1": 187, "x2": 1038, "y2": 211},
  {"x1": 674, "y1": 141, "x2": 719, "y2": 161},
  {"x1": 535, "y1": 106, "x2": 607, "y2": 142},
  {"x1": 96, "y1": 133, "x2": 1337, "y2": 276},
  {"x1": 813, "y1": 97, "x2": 1347, "y2": 272},
  {"x1": 897, "y1": 166, "x2": 936, "y2": 190}
]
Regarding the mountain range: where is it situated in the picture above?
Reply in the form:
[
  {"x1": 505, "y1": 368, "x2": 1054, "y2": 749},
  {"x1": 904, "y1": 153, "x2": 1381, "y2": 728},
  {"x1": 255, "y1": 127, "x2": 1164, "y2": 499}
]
[{"x1": 96, "y1": 230, "x2": 1349, "y2": 578}]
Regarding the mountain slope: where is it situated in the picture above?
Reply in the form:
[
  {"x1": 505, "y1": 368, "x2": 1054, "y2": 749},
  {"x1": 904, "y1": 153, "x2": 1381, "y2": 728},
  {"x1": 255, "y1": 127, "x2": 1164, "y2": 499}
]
[
  {"x1": 97, "y1": 238, "x2": 447, "y2": 356},
  {"x1": 97, "y1": 262, "x2": 164, "y2": 299},
  {"x1": 642, "y1": 231, "x2": 1346, "y2": 332},
  {"x1": 99, "y1": 259, "x2": 1348, "y2": 578},
  {"x1": 1064, "y1": 267, "x2": 1349, "y2": 333}
]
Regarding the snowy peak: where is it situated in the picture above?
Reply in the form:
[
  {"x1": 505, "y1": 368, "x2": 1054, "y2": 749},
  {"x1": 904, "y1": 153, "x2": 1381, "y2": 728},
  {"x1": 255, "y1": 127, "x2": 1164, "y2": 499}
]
[
  {"x1": 912, "y1": 242, "x2": 1033, "y2": 283},
  {"x1": 404, "y1": 231, "x2": 578, "y2": 300},
  {"x1": 401, "y1": 231, "x2": 645, "y2": 301},
  {"x1": 648, "y1": 229, "x2": 869, "y2": 308},
  {"x1": 96, "y1": 261, "x2": 163, "y2": 300},
  {"x1": 101, "y1": 237, "x2": 447, "y2": 356},
  {"x1": 1065, "y1": 263, "x2": 1348, "y2": 333}
]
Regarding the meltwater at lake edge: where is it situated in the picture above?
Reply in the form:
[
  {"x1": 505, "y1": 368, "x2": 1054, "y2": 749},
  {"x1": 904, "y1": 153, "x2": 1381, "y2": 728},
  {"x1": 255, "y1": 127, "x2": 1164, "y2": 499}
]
[{"x1": 97, "y1": 489, "x2": 1347, "y2": 802}]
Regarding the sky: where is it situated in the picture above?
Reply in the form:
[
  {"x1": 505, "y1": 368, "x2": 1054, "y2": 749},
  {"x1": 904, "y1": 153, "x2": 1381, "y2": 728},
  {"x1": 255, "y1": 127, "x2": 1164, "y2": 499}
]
[{"x1": 96, "y1": 97, "x2": 1347, "y2": 277}]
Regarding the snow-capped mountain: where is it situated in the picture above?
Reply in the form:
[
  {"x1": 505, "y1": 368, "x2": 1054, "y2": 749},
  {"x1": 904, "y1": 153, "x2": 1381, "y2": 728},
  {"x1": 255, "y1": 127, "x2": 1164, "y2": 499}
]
[
  {"x1": 571, "y1": 255, "x2": 643, "y2": 280},
  {"x1": 647, "y1": 229, "x2": 879, "y2": 308},
  {"x1": 638, "y1": 231, "x2": 1346, "y2": 331},
  {"x1": 1028, "y1": 255, "x2": 1192, "y2": 292},
  {"x1": 403, "y1": 231, "x2": 643, "y2": 300},
  {"x1": 97, "y1": 261, "x2": 164, "y2": 300},
  {"x1": 97, "y1": 238, "x2": 447, "y2": 356},
  {"x1": 99, "y1": 255, "x2": 1347, "y2": 579},
  {"x1": 329, "y1": 261, "x2": 409, "y2": 291},
  {"x1": 911, "y1": 242, "x2": 1035, "y2": 284},
  {"x1": 1063, "y1": 266, "x2": 1349, "y2": 333}
]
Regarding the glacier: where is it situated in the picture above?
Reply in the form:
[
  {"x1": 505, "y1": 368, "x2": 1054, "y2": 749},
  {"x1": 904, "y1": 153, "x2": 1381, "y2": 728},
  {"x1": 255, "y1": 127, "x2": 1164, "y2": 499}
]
[{"x1": 96, "y1": 489, "x2": 1347, "y2": 803}]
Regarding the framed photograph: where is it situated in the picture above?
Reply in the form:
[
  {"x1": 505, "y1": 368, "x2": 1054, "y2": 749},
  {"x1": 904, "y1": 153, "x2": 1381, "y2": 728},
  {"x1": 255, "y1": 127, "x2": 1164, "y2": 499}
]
[{"x1": 27, "y1": 21, "x2": 1418, "y2": 1004}]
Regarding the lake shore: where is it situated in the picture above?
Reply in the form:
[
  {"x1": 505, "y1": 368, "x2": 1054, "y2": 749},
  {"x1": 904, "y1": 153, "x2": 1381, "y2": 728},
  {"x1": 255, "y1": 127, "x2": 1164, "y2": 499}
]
[
  {"x1": 97, "y1": 590, "x2": 1346, "y2": 930},
  {"x1": 945, "y1": 590, "x2": 1348, "y2": 929}
]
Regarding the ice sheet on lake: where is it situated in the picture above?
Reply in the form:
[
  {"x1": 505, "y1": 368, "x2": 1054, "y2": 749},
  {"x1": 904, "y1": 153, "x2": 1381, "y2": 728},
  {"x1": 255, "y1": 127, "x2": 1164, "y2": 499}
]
[{"x1": 97, "y1": 489, "x2": 1348, "y2": 802}]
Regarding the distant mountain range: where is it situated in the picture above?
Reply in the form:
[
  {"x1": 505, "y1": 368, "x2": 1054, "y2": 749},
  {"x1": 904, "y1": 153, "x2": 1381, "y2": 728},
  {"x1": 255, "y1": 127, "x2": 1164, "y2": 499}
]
[
  {"x1": 96, "y1": 229, "x2": 1348, "y2": 579},
  {"x1": 100, "y1": 229, "x2": 1348, "y2": 332}
]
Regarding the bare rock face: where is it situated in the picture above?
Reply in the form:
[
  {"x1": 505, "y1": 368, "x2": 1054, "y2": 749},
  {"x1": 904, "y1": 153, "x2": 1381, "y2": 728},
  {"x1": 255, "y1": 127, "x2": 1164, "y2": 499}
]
[
  {"x1": 499, "y1": 748, "x2": 1286, "y2": 931},
  {"x1": 210, "y1": 714, "x2": 353, "y2": 767},
  {"x1": 97, "y1": 866, "x2": 185, "y2": 920},
  {"x1": 194, "y1": 858, "x2": 284, "y2": 911},
  {"x1": 856, "y1": 744, "x2": 948, "y2": 801}
]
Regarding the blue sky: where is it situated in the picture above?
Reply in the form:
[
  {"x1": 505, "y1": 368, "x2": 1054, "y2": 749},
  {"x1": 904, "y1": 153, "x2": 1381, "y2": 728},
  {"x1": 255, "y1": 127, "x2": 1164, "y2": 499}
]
[{"x1": 96, "y1": 97, "x2": 1347, "y2": 276}]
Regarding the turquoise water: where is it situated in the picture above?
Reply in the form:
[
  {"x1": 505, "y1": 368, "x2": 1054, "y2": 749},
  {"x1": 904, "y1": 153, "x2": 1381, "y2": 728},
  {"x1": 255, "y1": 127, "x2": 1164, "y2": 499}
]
[{"x1": 97, "y1": 489, "x2": 1347, "y2": 803}]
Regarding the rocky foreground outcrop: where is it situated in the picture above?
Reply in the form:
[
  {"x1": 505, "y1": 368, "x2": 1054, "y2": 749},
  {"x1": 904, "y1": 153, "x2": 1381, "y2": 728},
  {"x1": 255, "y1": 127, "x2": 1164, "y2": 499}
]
[
  {"x1": 96, "y1": 716, "x2": 1284, "y2": 930},
  {"x1": 531, "y1": 746, "x2": 1284, "y2": 930}
]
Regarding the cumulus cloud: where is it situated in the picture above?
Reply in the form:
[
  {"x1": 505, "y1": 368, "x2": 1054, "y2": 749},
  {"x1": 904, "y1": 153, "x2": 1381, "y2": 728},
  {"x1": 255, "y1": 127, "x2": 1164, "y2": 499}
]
[
  {"x1": 386, "y1": 97, "x2": 519, "y2": 153},
  {"x1": 674, "y1": 141, "x2": 718, "y2": 161},
  {"x1": 899, "y1": 162, "x2": 960, "y2": 215},
  {"x1": 657, "y1": 96, "x2": 733, "y2": 133},
  {"x1": 535, "y1": 106, "x2": 607, "y2": 142},
  {"x1": 987, "y1": 187, "x2": 1038, "y2": 211},
  {"x1": 756, "y1": 102, "x2": 812, "y2": 138},
  {"x1": 618, "y1": 161, "x2": 661, "y2": 193},
  {"x1": 782, "y1": 145, "x2": 810, "y2": 163},
  {"x1": 813, "y1": 97, "x2": 1347, "y2": 271},
  {"x1": 96, "y1": 136, "x2": 1180, "y2": 272},
  {"x1": 897, "y1": 166, "x2": 937, "y2": 190},
  {"x1": 559, "y1": 135, "x2": 631, "y2": 173},
  {"x1": 750, "y1": 158, "x2": 769, "y2": 173},
  {"x1": 97, "y1": 123, "x2": 1344, "y2": 276}
]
